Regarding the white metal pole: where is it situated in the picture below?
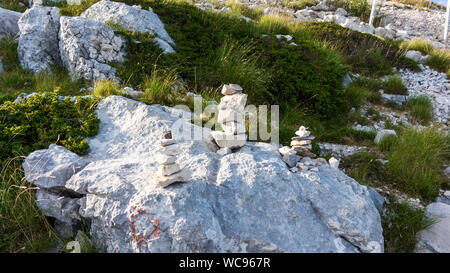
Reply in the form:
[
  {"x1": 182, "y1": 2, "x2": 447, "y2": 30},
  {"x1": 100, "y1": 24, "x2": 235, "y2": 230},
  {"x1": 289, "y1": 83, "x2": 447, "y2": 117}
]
[
  {"x1": 444, "y1": 0, "x2": 450, "y2": 45},
  {"x1": 369, "y1": 0, "x2": 377, "y2": 26}
]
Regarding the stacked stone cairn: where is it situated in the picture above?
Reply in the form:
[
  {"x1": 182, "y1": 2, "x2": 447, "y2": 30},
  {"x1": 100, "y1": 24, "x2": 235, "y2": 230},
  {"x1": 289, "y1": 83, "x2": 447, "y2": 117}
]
[
  {"x1": 279, "y1": 126, "x2": 341, "y2": 172},
  {"x1": 291, "y1": 126, "x2": 316, "y2": 158},
  {"x1": 211, "y1": 84, "x2": 248, "y2": 152},
  {"x1": 153, "y1": 131, "x2": 190, "y2": 188}
]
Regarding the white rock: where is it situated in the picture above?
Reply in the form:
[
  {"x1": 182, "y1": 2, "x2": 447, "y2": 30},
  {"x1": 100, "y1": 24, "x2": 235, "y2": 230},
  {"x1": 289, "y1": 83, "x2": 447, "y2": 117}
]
[
  {"x1": 23, "y1": 96, "x2": 384, "y2": 253},
  {"x1": 159, "y1": 139, "x2": 176, "y2": 147},
  {"x1": 217, "y1": 147, "x2": 232, "y2": 155},
  {"x1": 329, "y1": 157, "x2": 339, "y2": 169},
  {"x1": 279, "y1": 146, "x2": 296, "y2": 156},
  {"x1": 154, "y1": 168, "x2": 191, "y2": 188},
  {"x1": 374, "y1": 129, "x2": 397, "y2": 144},
  {"x1": 221, "y1": 121, "x2": 246, "y2": 135},
  {"x1": 211, "y1": 131, "x2": 247, "y2": 149},
  {"x1": 159, "y1": 163, "x2": 181, "y2": 176},
  {"x1": 157, "y1": 154, "x2": 176, "y2": 165},
  {"x1": 295, "y1": 126, "x2": 311, "y2": 138},
  {"x1": 0, "y1": 7, "x2": 21, "y2": 39},
  {"x1": 18, "y1": 6, "x2": 61, "y2": 74},
  {"x1": 81, "y1": 0, "x2": 175, "y2": 54},
  {"x1": 417, "y1": 202, "x2": 450, "y2": 253},
  {"x1": 59, "y1": 16, "x2": 126, "y2": 81},
  {"x1": 217, "y1": 109, "x2": 245, "y2": 124},
  {"x1": 221, "y1": 84, "x2": 242, "y2": 95},
  {"x1": 219, "y1": 93, "x2": 248, "y2": 112},
  {"x1": 405, "y1": 50, "x2": 423, "y2": 63}
]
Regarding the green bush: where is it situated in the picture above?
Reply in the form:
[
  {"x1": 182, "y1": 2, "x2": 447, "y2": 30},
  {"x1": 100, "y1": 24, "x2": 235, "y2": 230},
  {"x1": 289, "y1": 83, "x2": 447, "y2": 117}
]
[
  {"x1": 109, "y1": 0, "x2": 348, "y2": 117},
  {"x1": 406, "y1": 95, "x2": 433, "y2": 125},
  {"x1": 386, "y1": 127, "x2": 449, "y2": 201},
  {"x1": 226, "y1": 1, "x2": 264, "y2": 20},
  {"x1": 0, "y1": 0, "x2": 27, "y2": 12},
  {"x1": 382, "y1": 198, "x2": 434, "y2": 253},
  {"x1": 0, "y1": 92, "x2": 99, "y2": 160},
  {"x1": 92, "y1": 79, "x2": 122, "y2": 97},
  {"x1": 0, "y1": 92, "x2": 100, "y2": 252},
  {"x1": 424, "y1": 50, "x2": 450, "y2": 73},
  {"x1": 377, "y1": 133, "x2": 398, "y2": 152},
  {"x1": 383, "y1": 75, "x2": 407, "y2": 95},
  {"x1": 334, "y1": 0, "x2": 371, "y2": 21}
]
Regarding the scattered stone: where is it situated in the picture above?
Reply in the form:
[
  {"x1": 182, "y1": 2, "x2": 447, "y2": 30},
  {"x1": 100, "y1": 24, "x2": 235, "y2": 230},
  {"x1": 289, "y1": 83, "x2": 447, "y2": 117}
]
[
  {"x1": 203, "y1": 132, "x2": 220, "y2": 152},
  {"x1": 81, "y1": 0, "x2": 175, "y2": 54},
  {"x1": 282, "y1": 153, "x2": 300, "y2": 168},
  {"x1": 59, "y1": 16, "x2": 126, "y2": 81},
  {"x1": 221, "y1": 83, "x2": 243, "y2": 95},
  {"x1": 0, "y1": 7, "x2": 21, "y2": 38},
  {"x1": 374, "y1": 129, "x2": 397, "y2": 144},
  {"x1": 329, "y1": 157, "x2": 339, "y2": 169},
  {"x1": 121, "y1": 87, "x2": 144, "y2": 99},
  {"x1": 18, "y1": 6, "x2": 61, "y2": 74},
  {"x1": 405, "y1": 50, "x2": 423, "y2": 63}
]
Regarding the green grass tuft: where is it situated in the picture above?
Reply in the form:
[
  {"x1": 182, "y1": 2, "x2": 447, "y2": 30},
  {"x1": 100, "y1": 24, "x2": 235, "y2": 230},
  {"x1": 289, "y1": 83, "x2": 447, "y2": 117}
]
[
  {"x1": 382, "y1": 198, "x2": 435, "y2": 253},
  {"x1": 386, "y1": 127, "x2": 449, "y2": 201},
  {"x1": 406, "y1": 95, "x2": 433, "y2": 125},
  {"x1": 383, "y1": 75, "x2": 407, "y2": 95}
]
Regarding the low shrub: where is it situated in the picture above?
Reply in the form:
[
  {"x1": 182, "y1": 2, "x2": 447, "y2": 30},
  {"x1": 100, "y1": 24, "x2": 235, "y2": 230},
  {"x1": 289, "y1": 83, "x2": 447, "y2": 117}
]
[
  {"x1": 283, "y1": 0, "x2": 318, "y2": 10},
  {"x1": 424, "y1": 49, "x2": 450, "y2": 73},
  {"x1": 226, "y1": 1, "x2": 263, "y2": 20},
  {"x1": 402, "y1": 38, "x2": 434, "y2": 55}
]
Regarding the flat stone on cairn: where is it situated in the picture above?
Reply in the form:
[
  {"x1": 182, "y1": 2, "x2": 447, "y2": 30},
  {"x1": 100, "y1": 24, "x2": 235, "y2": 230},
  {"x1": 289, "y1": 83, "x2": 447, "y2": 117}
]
[
  {"x1": 291, "y1": 126, "x2": 316, "y2": 158},
  {"x1": 153, "y1": 131, "x2": 190, "y2": 188},
  {"x1": 212, "y1": 84, "x2": 248, "y2": 150}
]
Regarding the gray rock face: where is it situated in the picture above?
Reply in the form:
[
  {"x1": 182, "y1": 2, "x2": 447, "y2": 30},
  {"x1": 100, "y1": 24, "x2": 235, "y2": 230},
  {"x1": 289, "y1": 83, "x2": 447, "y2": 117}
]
[
  {"x1": 81, "y1": 0, "x2": 175, "y2": 54},
  {"x1": 18, "y1": 6, "x2": 61, "y2": 73},
  {"x1": 416, "y1": 202, "x2": 450, "y2": 253},
  {"x1": 59, "y1": 16, "x2": 126, "y2": 81},
  {"x1": 0, "y1": 8, "x2": 21, "y2": 38},
  {"x1": 23, "y1": 96, "x2": 384, "y2": 253}
]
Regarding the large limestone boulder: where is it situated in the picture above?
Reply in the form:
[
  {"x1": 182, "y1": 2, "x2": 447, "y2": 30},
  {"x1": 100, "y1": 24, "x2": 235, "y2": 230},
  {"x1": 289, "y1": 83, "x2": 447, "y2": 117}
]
[
  {"x1": 17, "y1": 6, "x2": 61, "y2": 74},
  {"x1": 81, "y1": 0, "x2": 175, "y2": 54},
  {"x1": 59, "y1": 16, "x2": 126, "y2": 81},
  {"x1": 416, "y1": 202, "x2": 450, "y2": 253},
  {"x1": 0, "y1": 8, "x2": 21, "y2": 38},
  {"x1": 23, "y1": 96, "x2": 384, "y2": 253}
]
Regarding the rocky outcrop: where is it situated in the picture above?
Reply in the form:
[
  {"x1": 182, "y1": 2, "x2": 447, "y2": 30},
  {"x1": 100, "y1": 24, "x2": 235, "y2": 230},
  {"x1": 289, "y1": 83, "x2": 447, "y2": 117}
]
[
  {"x1": 81, "y1": 0, "x2": 176, "y2": 54},
  {"x1": 59, "y1": 16, "x2": 126, "y2": 81},
  {"x1": 416, "y1": 202, "x2": 450, "y2": 253},
  {"x1": 23, "y1": 96, "x2": 384, "y2": 253},
  {"x1": 17, "y1": 6, "x2": 61, "y2": 74},
  {"x1": 0, "y1": 7, "x2": 21, "y2": 38}
]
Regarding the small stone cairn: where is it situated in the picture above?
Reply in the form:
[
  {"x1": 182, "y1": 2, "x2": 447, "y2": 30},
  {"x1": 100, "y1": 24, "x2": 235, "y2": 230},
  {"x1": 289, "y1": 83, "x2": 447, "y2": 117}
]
[
  {"x1": 211, "y1": 84, "x2": 248, "y2": 151},
  {"x1": 153, "y1": 131, "x2": 190, "y2": 188},
  {"x1": 290, "y1": 126, "x2": 316, "y2": 158}
]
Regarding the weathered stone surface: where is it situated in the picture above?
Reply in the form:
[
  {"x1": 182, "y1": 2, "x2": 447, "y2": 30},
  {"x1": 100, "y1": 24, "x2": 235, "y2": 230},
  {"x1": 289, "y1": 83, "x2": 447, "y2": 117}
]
[
  {"x1": 219, "y1": 94, "x2": 248, "y2": 112},
  {"x1": 0, "y1": 60, "x2": 4, "y2": 73},
  {"x1": 81, "y1": 0, "x2": 175, "y2": 53},
  {"x1": 211, "y1": 131, "x2": 247, "y2": 149},
  {"x1": 0, "y1": 8, "x2": 21, "y2": 38},
  {"x1": 405, "y1": 50, "x2": 423, "y2": 63},
  {"x1": 18, "y1": 6, "x2": 61, "y2": 74},
  {"x1": 59, "y1": 16, "x2": 126, "y2": 81},
  {"x1": 416, "y1": 202, "x2": 450, "y2": 253},
  {"x1": 282, "y1": 153, "x2": 300, "y2": 168},
  {"x1": 36, "y1": 189, "x2": 81, "y2": 224},
  {"x1": 23, "y1": 144, "x2": 88, "y2": 190},
  {"x1": 24, "y1": 96, "x2": 383, "y2": 253}
]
